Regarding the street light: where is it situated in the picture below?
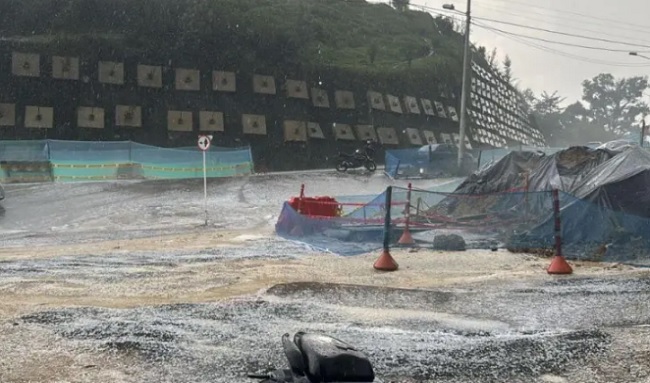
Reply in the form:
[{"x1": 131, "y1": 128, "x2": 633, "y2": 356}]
[
  {"x1": 443, "y1": 0, "x2": 472, "y2": 170},
  {"x1": 630, "y1": 51, "x2": 650, "y2": 60}
]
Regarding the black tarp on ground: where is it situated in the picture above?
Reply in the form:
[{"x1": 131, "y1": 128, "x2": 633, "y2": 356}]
[
  {"x1": 509, "y1": 144, "x2": 650, "y2": 264},
  {"x1": 424, "y1": 141, "x2": 650, "y2": 264},
  {"x1": 452, "y1": 151, "x2": 545, "y2": 194},
  {"x1": 453, "y1": 140, "x2": 640, "y2": 195}
]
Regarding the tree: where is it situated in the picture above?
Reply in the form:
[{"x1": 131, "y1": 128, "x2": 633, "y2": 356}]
[
  {"x1": 487, "y1": 47, "x2": 499, "y2": 72},
  {"x1": 502, "y1": 55, "x2": 513, "y2": 84},
  {"x1": 535, "y1": 91, "x2": 565, "y2": 115},
  {"x1": 581, "y1": 73, "x2": 650, "y2": 135},
  {"x1": 521, "y1": 88, "x2": 536, "y2": 112},
  {"x1": 391, "y1": 0, "x2": 410, "y2": 12}
]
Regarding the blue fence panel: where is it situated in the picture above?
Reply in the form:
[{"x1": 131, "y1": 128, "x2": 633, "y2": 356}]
[{"x1": 0, "y1": 140, "x2": 49, "y2": 161}]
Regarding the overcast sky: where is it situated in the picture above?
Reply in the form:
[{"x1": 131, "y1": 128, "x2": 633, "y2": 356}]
[{"x1": 369, "y1": 0, "x2": 650, "y2": 107}]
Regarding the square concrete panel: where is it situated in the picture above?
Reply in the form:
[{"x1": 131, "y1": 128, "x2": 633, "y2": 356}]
[
  {"x1": 307, "y1": 122, "x2": 325, "y2": 139},
  {"x1": 115, "y1": 105, "x2": 142, "y2": 127},
  {"x1": 175, "y1": 69, "x2": 200, "y2": 91},
  {"x1": 367, "y1": 91, "x2": 386, "y2": 110},
  {"x1": 354, "y1": 125, "x2": 377, "y2": 141},
  {"x1": 0, "y1": 103, "x2": 16, "y2": 127},
  {"x1": 253, "y1": 75, "x2": 276, "y2": 95},
  {"x1": 311, "y1": 88, "x2": 330, "y2": 108},
  {"x1": 213, "y1": 71, "x2": 236, "y2": 92},
  {"x1": 421, "y1": 99, "x2": 435, "y2": 116},
  {"x1": 52, "y1": 56, "x2": 79, "y2": 80},
  {"x1": 242, "y1": 114, "x2": 267, "y2": 135},
  {"x1": 285, "y1": 80, "x2": 309, "y2": 99},
  {"x1": 404, "y1": 96, "x2": 420, "y2": 114},
  {"x1": 405, "y1": 128, "x2": 423, "y2": 146},
  {"x1": 377, "y1": 127, "x2": 399, "y2": 145},
  {"x1": 12, "y1": 52, "x2": 40, "y2": 77},
  {"x1": 283, "y1": 120, "x2": 307, "y2": 142},
  {"x1": 24, "y1": 106, "x2": 53, "y2": 129},
  {"x1": 137, "y1": 65, "x2": 163, "y2": 88},
  {"x1": 422, "y1": 130, "x2": 437, "y2": 144},
  {"x1": 452, "y1": 133, "x2": 461, "y2": 147},
  {"x1": 440, "y1": 133, "x2": 453, "y2": 145},
  {"x1": 199, "y1": 111, "x2": 224, "y2": 132},
  {"x1": 434, "y1": 101, "x2": 447, "y2": 118},
  {"x1": 332, "y1": 123, "x2": 356, "y2": 141},
  {"x1": 98, "y1": 61, "x2": 125, "y2": 85},
  {"x1": 386, "y1": 95, "x2": 403, "y2": 114},
  {"x1": 335, "y1": 90, "x2": 355, "y2": 109},
  {"x1": 77, "y1": 107, "x2": 105, "y2": 129},
  {"x1": 168, "y1": 111, "x2": 193, "y2": 131},
  {"x1": 447, "y1": 106, "x2": 459, "y2": 122}
]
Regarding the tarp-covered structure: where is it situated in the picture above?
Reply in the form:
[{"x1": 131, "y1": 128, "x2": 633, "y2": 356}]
[
  {"x1": 455, "y1": 140, "x2": 650, "y2": 265},
  {"x1": 454, "y1": 140, "x2": 638, "y2": 195}
]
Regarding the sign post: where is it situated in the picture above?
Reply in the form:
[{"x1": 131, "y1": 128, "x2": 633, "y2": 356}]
[{"x1": 198, "y1": 134, "x2": 212, "y2": 226}]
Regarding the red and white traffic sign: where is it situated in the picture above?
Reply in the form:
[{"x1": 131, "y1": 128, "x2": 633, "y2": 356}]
[{"x1": 198, "y1": 135, "x2": 211, "y2": 151}]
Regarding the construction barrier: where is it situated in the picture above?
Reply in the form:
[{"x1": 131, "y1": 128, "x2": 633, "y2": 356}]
[
  {"x1": 384, "y1": 145, "x2": 568, "y2": 179},
  {"x1": 0, "y1": 140, "x2": 254, "y2": 183},
  {"x1": 276, "y1": 183, "x2": 650, "y2": 267}
]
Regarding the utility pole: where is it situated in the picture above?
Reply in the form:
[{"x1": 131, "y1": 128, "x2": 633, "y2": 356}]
[
  {"x1": 458, "y1": 0, "x2": 472, "y2": 170},
  {"x1": 445, "y1": 0, "x2": 472, "y2": 170}
]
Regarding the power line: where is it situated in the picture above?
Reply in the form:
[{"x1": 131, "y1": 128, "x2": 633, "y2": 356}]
[
  {"x1": 473, "y1": 22, "x2": 650, "y2": 54},
  {"x1": 473, "y1": 21, "x2": 650, "y2": 68},
  {"x1": 471, "y1": 2, "x2": 650, "y2": 44},
  {"x1": 488, "y1": 0, "x2": 650, "y2": 33},
  {"x1": 410, "y1": 3, "x2": 650, "y2": 69},
  {"x1": 413, "y1": 3, "x2": 650, "y2": 51},
  {"x1": 472, "y1": 16, "x2": 650, "y2": 50},
  {"x1": 415, "y1": 5, "x2": 650, "y2": 54}
]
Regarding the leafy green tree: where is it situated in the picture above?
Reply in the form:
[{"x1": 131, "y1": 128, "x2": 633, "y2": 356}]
[
  {"x1": 502, "y1": 55, "x2": 513, "y2": 84},
  {"x1": 391, "y1": 0, "x2": 410, "y2": 12},
  {"x1": 535, "y1": 91, "x2": 565, "y2": 115},
  {"x1": 581, "y1": 73, "x2": 650, "y2": 135}
]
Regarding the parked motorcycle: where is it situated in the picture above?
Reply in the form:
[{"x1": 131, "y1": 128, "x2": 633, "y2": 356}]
[
  {"x1": 336, "y1": 150, "x2": 377, "y2": 172},
  {"x1": 247, "y1": 332, "x2": 382, "y2": 383}
]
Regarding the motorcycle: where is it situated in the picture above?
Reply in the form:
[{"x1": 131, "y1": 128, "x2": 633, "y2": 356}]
[
  {"x1": 336, "y1": 150, "x2": 377, "y2": 173},
  {"x1": 247, "y1": 332, "x2": 383, "y2": 383}
]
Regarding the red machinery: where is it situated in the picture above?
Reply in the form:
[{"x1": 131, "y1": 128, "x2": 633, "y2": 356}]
[{"x1": 288, "y1": 185, "x2": 342, "y2": 217}]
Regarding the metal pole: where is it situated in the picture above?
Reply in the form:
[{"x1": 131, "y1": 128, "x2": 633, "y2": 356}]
[
  {"x1": 203, "y1": 150, "x2": 208, "y2": 226},
  {"x1": 552, "y1": 189, "x2": 562, "y2": 257},
  {"x1": 383, "y1": 186, "x2": 393, "y2": 251},
  {"x1": 405, "y1": 183, "x2": 412, "y2": 230},
  {"x1": 524, "y1": 171, "x2": 530, "y2": 220},
  {"x1": 641, "y1": 119, "x2": 646, "y2": 148},
  {"x1": 457, "y1": 0, "x2": 472, "y2": 170},
  {"x1": 298, "y1": 184, "x2": 305, "y2": 214}
]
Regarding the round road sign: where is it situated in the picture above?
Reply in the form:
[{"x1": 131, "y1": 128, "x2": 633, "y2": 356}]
[{"x1": 198, "y1": 135, "x2": 211, "y2": 151}]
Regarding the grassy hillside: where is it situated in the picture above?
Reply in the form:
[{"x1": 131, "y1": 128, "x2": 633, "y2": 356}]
[{"x1": 0, "y1": 0, "x2": 468, "y2": 89}]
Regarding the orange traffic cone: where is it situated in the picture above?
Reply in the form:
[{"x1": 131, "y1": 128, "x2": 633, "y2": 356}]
[
  {"x1": 398, "y1": 227, "x2": 415, "y2": 246},
  {"x1": 547, "y1": 255, "x2": 573, "y2": 275},
  {"x1": 373, "y1": 248, "x2": 398, "y2": 271}
]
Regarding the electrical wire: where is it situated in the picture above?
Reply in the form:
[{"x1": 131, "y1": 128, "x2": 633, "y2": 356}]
[
  {"x1": 473, "y1": 21, "x2": 650, "y2": 67},
  {"x1": 488, "y1": 0, "x2": 650, "y2": 33},
  {"x1": 472, "y1": 22, "x2": 650, "y2": 54},
  {"x1": 472, "y1": 1, "x2": 650, "y2": 39},
  {"x1": 413, "y1": 3, "x2": 650, "y2": 51},
  {"x1": 472, "y1": 16, "x2": 650, "y2": 50},
  {"x1": 382, "y1": 2, "x2": 650, "y2": 68}
]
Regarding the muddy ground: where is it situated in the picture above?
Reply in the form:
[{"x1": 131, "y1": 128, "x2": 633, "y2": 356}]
[{"x1": 1, "y1": 172, "x2": 649, "y2": 383}]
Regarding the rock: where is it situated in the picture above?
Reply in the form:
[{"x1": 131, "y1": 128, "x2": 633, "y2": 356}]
[{"x1": 432, "y1": 234, "x2": 466, "y2": 251}]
